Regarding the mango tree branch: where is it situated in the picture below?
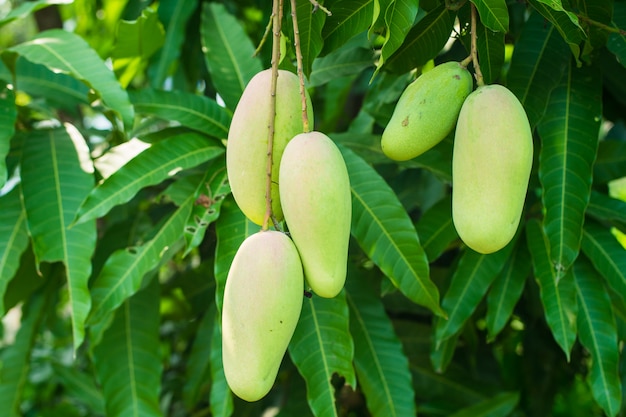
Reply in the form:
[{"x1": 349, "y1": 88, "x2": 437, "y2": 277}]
[{"x1": 290, "y1": 0, "x2": 310, "y2": 133}]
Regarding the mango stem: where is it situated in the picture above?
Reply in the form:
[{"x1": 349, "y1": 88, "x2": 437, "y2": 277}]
[
  {"x1": 263, "y1": 0, "x2": 283, "y2": 231},
  {"x1": 470, "y1": 2, "x2": 484, "y2": 87},
  {"x1": 290, "y1": 0, "x2": 311, "y2": 133}
]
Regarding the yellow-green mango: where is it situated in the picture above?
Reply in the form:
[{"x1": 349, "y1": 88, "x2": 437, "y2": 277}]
[
  {"x1": 226, "y1": 69, "x2": 313, "y2": 225},
  {"x1": 452, "y1": 84, "x2": 533, "y2": 254},
  {"x1": 222, "y1": 230, "x2": 303, "y2": 402},
  {"x1": 381, "y1": 61, "x2": 473, "y2": 161},
  {"x1": 279, "y1": 131, "x2": 351, "y2": 298}
]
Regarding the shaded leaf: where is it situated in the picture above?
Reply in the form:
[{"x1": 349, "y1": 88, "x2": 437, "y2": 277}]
[
  {"x1": 183, "y1": 306, "x2": 215, "y2": 410},
  {"x1": 9, "y1": 29, "x2": 134, "y2": 128},
  {"x1": 573, "y1": 257, "x2": 622, "y2": 417},
  {"x1": 51, "y1": 362, "x2": 105, "y2": 415},
  {"x1": 209, "y1": 314, "x2": 234, "y2": 417},
  {"x1": 526, "y1": 219, "x2": 577, "y2": 360},
  {"x1": 430, "y1": 330, "x2": 460, "y2": 374},
  {"x1": 200, "y1": 2, "x2": 263, "y2": 110},
  {"x1": 345, "y1": 276, "x2": 416, "y2": 417},
  {"x1": 586, "y1": 191, "x2": 626, "y2": 233},
  {"x1": 288, "y1": 291, "x2": 356, "y2": 417},
  {"x1": 471, "y1": 0, "x2": 509, "y2": 32},
  {"x1": 339, "y1": 144, "x2": 443, "y2": 316},
  {"x1": 309, "y1": 45, "x2": 373, "y2": 87},
  {"x1": 608, "y1": 1, "x2": 626, "y2": 66},
  {"x1": 0, "y1": 0, "x2": 72, "y2": 28},
  {"x1": 321, "y1": 0, "x2": 375, "y2": 55},
  {"x1": 373, "y1": 0, "x2": 419, "y2": 76},
  {"x1": 93, "y1": 279, "x2": 162, "y2": 417},
  {"x1": 593, "y1": 139, "x2": 626, "y2": 184},
  {"x1": 529, "y1": 0, "x2": 585, "y2": 62},
  {"x1": 0, "y1": 82, "x2": 16, "y2": 188},
  {"x1": 476, "y1": 19, "x2": 505, "y2": 84},
  {"x1": 415, "y1": 195, "x2": 458, "y2": 262},
  {"x1": 75, "y1": 132, "x2": 224, "y2": 225},
  {"x1": 292, "y1": 0, "x2": 327, "y2": 78},
  {"x1": 448, "y1": 391, "x2": 520, "y2": 417}
]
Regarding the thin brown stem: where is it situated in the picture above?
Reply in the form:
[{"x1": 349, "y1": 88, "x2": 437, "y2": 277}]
[
  {"x1": 470, "y1": 3, "x2": 484, "y2": 87},
  {"x1": 309, "y1": 0, "x2": 331, "y2": 16},
  {"x1": 263, "y1": 0, "x2": 283, "y2": 231},
  {"x1": 291, "y1": 0, "x2": 311, "y2": 133}
]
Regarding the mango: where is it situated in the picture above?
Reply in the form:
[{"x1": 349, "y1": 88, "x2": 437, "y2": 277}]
[
  {"x1": 222, "y1": 230, "x2": 303, "y2": 402},
  {"x1": 226, "y1": 69, "x2": 313, "y2": 225},
  {"x1": 452, "y1": 84, "x2": 533, "y2": 254},
  {"x1": 381, "y1": 61, "x2": 473, "y2": 161},
  {"x1": 279, "y1": 131, "x2": 351, "y2": 298}
]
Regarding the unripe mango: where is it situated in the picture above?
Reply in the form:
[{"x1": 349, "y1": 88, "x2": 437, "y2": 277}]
[
  {"x1": 222, "y1": 230, "x2": 303, "y2": 401},
  {"x1": 381, "y1": 61, "x2": 473, "y2": 161},
  {"x1": 452, "y1": 84, "x2": 533, "y2": 254},
  {"x1": 226, "y1": 69, "x2": 313, "y2": 225},
  {"x1": 279, "y1": 131, "x2": 351, "y2": 298}
]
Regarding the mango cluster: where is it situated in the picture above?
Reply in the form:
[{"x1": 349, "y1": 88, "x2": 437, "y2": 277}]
[
  {"x1": 222, "y1": 69, "x2": 351, "y2": 401},
  {"x1": 382, "y1": 62, "x2": 533, "y2": 254}
]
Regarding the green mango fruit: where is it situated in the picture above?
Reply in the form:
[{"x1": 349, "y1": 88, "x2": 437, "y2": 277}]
[
  {"x1": 279, "y1": 131, "x2": 351, "y2": 298},
  {"x1": 226, "y1": 69, "x2": 313, "y2": 225},
  {"x1": 222, "y1": 230, "x2": 303, "y2": 402},
  {"x1": 381, "y1": 61, "x2": 473, "y2": 161},
  {"x1": 452, "y1": 84, "x2": 533, "y2": 254}
]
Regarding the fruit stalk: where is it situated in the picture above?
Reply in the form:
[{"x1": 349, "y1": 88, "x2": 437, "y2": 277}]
[
  {"x1": 264, "y1": 0, "x2": 284, "y2": 230},
  {"x1": 290, "y1": 0, "x2": 311, "y2": 133},
  {"x1": 470, "y1": 2, "x2": 484, "y2": 87}
]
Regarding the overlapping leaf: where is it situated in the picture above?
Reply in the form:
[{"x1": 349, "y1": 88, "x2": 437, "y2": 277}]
[
  {"x1": 586, "y1": 191, "x2": 626, "y2": 233},
  {"x1": 0, "y1": 82, "x2": 15, "y2": 188},
  {"x1": 20, "y1": 127, "x2": 96, "y2": 350},
  {"x1": 415, "y1": 195, "x2": 458, "y2": 262},
  {"x1": 526, "y1": 219, "x2": 577, "y2": 359},
  {"x1": 471, "y1": 0, "x2": 509, "y2": 32},
  {"x1": 476, "y1": 20, "x2": 505, "y2": 85},
  {"x1": 448, "y1": 391, "x2": 520, "y2": 417},
  {"x1": 345, "y1": 277, "x2": 416, "y2": 417},
  {"x1": 0, "y1": 0, "x2": 72, "y2": 28},
  {"x1": 339, "y1": 145, "x2": 443, "y2": 316},
  {"x1": 573, "y1": 258, "x2": 622, "y2": 417},
  {"x1": 529, "y1": 0, "x2": 585, "y2": 61},
  {"x1": 321, "y1": 0, "x2": 375, "y2": 55},
  {"x1": 594, "y1": 139, "x2": 626, "y2": 184},
  {"x1": 292, "y1": 0, "x2": 327, "y2": 78},
  {"x1": 373, "y1": 0, "x2": 418, "y2": 76},
  {"x1": 209, "y1": 315, "x2": 234, "y2": 417},
  {"x1": 537, "y1": 61, "x2": 601, "y2": 278},
  {"x1": 607, "y1": 1, "x2": 626, "y2": 66},
  {"x1": 93, "y1": 280, "x2": 162, "y2": 417},
  {"x1": 309, "y1": 45, "x2": 373, "y2": 87},
  {"x1": 130, "y1": 89, "x2": 231, "y2": 139},
  {"x1": 9, "y1": 29, "x2": 134, "y2": 128},
  {"x1": 50, "y1": 362, "x2": 105, "y2": 415},
  {"x1": 75, "y1": 133, "x2": 224, "y2": 225},
  {"x1": 288, "y1": 291, "x2": 356, "y2": 417},
  {"x1": 200, "y1": 2, "x2": 262, "y2": 110}
]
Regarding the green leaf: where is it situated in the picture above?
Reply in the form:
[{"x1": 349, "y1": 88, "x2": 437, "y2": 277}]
[
  {"x1": 476, "y1": 19, "x2": 505, "y2": 85},
  {"x1": 345, "y1": 276, "x2": 416, "y2": 417},
  {"x1": 529, "y1": 0, "x2": 585, "y2": 62},
  {"x1": 0, "y1": 0, "x2": 72, "y2": 28},
  {"x1": 112, "y1": 7, "x2": 164, "y2": 59},
  {"x1": 288, "y1": 291, "x2": 356, "y2": 417},
  {"x1": 130, "y1": 89, "x2": 231, "y2": 139},
  {"x1": 485, "y1": 238, "x2": 531, "y2": 342},
  {"x1": 309, "y1": 45, "x2": 373, "y2": 87},
  {"x1": 9, "y1": 29, "x2": 134, "y2": 129},
  {"x1": 182, "y1": 160, "x2": 230, "y2": 257},
  {"x1": 385, "y1": 5, "x2": 455, "y2": 74},
  {"x1": 448, "y1": 391, "x2": 520, "y2": 417},
  {"x1": 51, "y1": 362, "x2": 105, "y2": 415},
  {"x1": 537, "y1": 60, "x2": 601, "y2": 277},
  {"x1": 151, "y1": 0, "x2": 199, "y2": 88},
  {"x1": 415, "y1": 195, "x2": 458, "y2": 262},
  {"x1": 471, "y1": 0, "x2": 508, "y2": 32},
  {"x1": 20, "y1": 127, "x2": 96, "y2": 350},
  {"x1": 373, "y1": 0, "x2": 419, "y2": 76},
  {"x1": 292, "y1": 0, "x2": 327, "y2": 78},
  {"x1": 506, "y1": 11, "x2": 570, "y2": 129},
  {"x1": 593, "y1": 139, "x2": 626, "y2": 184},
  {"x1": 608, "y1": 1, "x2": 626, "y2": 66},
  {"x1": 0, "y1": 82, "x2": 16, "y2": 188},
  {"x1": 434, "y1": 241, "x2": 514, "y2": 346},
  {"x1": 200, "y1": 2, "x2": 263, "y2": 110},
  {"x1": 429, "y1": 331, "x2": 460, "y2": 373},
  {"x1": 339, "y1": 144, "x2": 443, "y2": 316},
  {"x1": 213, "y1": 198, "x2": 260, "y2": 314},
  {"x1": 0, "y1": 187, "x2": 29, "y2": 315},
  {"x1": 581, "y1": 221, "x2": 626, "y2": 307},
  {"x1": 526, "y1": 219, "x2": 577, "y2": 360},
  {"x1": 93, "y1": 279, "x2": 162, "y2": 417},
  {"x1": 183, "y1": 306, "x2": 215, "y2": 410},
  {"x1": 586, "y1": 191, "x2": 626, "y2": 233},
  {"x1": 573, "y1": 257, "x2": 622, "y2": 417},
  {"x1": 321, "y1": 0, "x2": 375, "y2": 55},
  {"x1": 209, "y1": 315, "x2": 234, "y2": 417},
  {"x1": 75, "y1": 132, "x2": 224, "y2": 225}
]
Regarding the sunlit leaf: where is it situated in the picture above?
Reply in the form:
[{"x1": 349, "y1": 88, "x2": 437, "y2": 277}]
[
  {"x1": 0, "y1": 0, "x2": 72, "y2": 28},
  {"x1": 373, "y1": 0, "x2": 419, "y2": 76},
  {"x1": 471, "y1": 0, "x2": 509, "y2": 32},
  {"x1": 112, "y1": 7, "x2": 165, "y2": 59}
]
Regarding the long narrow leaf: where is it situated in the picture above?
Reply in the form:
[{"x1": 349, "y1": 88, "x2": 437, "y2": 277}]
[
  {"x1": 209, "y1": 315, "x2": 234, "y2": 417},
  {"x1": 288, "y1": 291, "x2": 356, "y2": 417},
  {"x1": 292, "y1": 0, "x2": 327, "y2": 78},
  {"x1": 415, "y1": 196, "x2": 458, "y2": 262},
  {"x1": 373, "y1": 0, "x2": 418, "y2": 75},
  {"x1": 182, "y1": 306, "x2": 215, "y2": 410},
  {"x1": 529, "y1": 0, "x2": 585, "y2": 61},
  {"x1": 573, "y1": 257, "x2": 622, "y2": 417},
  {"x1": 339, "y1": 144, "x2": 443, "y2": 316},
  {"x1": 448, "y1": 391, "x2": 520, "y2": 417},
  {"x1": 321, "y1": 0, "x2": 375, "y2": 55},
  {"x1": 0, "y1": 81, "x2": 16, "y2": 187},
  {"x1": 476, "y1": 20, "x2": 505, "y2": 85},
  {"x1": 471, "y1": 0, "x2": 509, "y2": 32}
]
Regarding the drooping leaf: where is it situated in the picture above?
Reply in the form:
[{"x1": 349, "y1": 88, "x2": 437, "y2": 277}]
[
  {"x1": 573, "y1": 257, "x2": 622, "y2": 417},
  {"x1": 338, "y1": 144, "x2": 443, "y2": 316},
  {"x1": 529, "y1": 0, "x2": 585, "y2": 62},
  {"x1": 130, "y1": 89, "x2": 231, "y2": 139},
  {"x1": 9, "y1": 29, "x2": 134, "y2": 128},
  {"x1": 209, "y1": 314, "x2": 234, "y2": 417},
  {"x1": 434, "y1": 240, "x2": 514, "y2": 346},
  {"x1": 485, "y1": 237, "x2": 531, "y2": 342},
  {"x1": 448, "y1": 391, "x2": 520, "y2": 417},
  {"x1": 200, "y1": 2, "x2": 263, "y2": 110},
  {"x1": 345, "y1": 276, "x2": 416, "y2": 417},
  {"x1": 476, "y1": 19, "x2": 505, "y2": 85},
  {"x1": 20, "y1": 127, "x2": 96, "y2": 350},
  {"x1": 373, "y1": 0, "x2": 419, "y2": 76},
  {"x1": 471, "y1": 0, "x2": 509, "y2": 32},
  {"x1": 75, "y1": 132, "x2": 224, "y2": 225},
  {"x1": 537, "y1": 60, "x2": 601, "y2": 278},
  {"x1": 0, "y1": 0, "x2": 72, "y2": 28},
  {"x1": 415, "y1": 195, "x2": 458, "y2": 262},
  {"x1": 309, "y1": 44, "x2": 373, "y2": 87},
  {"x1": 526, "y1": 219, "x2": 577, "y2": 360},
  {"x1": 385, "y1": 5, "x2": 455, "y2": 74},
  {"x1": 0, "y1": 186, "x2": 29, "y2": 315},
  {"x1": 93, "y1": 279, "x2": 162, "y2": 417},
  {"x1": 321, "y1": 0, "x2": 375, "y2": 55},
  {"x1": 291, "y1": 0, "x2": 327, "y2": 78},
  {"x1": 288, "y1": 291, "x2": 356, "y2": 417},
  {"x1": 0, "y1": 82, "x2": 16, "y2": 188},
  {"x1": 506, "y1": 11, "x2": 570, "y2": 129}
]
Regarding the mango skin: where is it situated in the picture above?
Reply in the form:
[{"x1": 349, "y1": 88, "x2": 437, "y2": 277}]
[
  {"x1": 279, "y1": 131, "x2": 351, "y2": 298},
  {"x1": 222, "y1": 230, "x2": 303, "y2": 402},
  {"x1": 381, "y1": 61, "x2": 473, "y2": 161},
  {"x1": 452, "y1": 84, "x2": 533, "y2": 254},
  {"x1": 226, "y1": 69, "x2": 313, "y2": 225}
]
